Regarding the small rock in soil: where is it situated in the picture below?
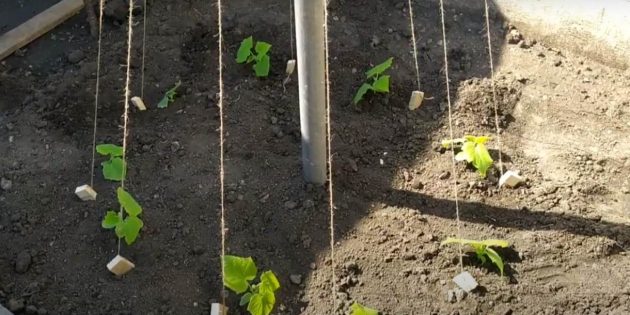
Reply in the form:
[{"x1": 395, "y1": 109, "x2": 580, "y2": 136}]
[
  {"x1": 412, "y1": 178, "x2": 424, "y2": 189},
  {"x1": 439, "y1": 171, "x2": 451, "y2": 180},
  {"x1": 454, "y1": 288, "x2": 467, "y2": 301},
  {"x1": 446, "y1": 290, "x2": 457, "y2": 303},
  {"x1": 66, "y1": 50, "x2": 85, "y2": 64},
  {"x1": 1, "y1": 178, "x2": 12, "y2": 191},
  {"x1": 15, "y1": 251, "x2": 32, "y2": 273},
  {"x1": 289, "y1": 274, "x2": 302, "y2": 285},
  {"x1": 284, "y1": 201, "x2": 297, "y2": 210},
  {"x1": 7, "y1": 299, "x2": 25, "y2": 313},
  {"x1": 507, "y1": 29, "x2": 522, "y2": 44}
]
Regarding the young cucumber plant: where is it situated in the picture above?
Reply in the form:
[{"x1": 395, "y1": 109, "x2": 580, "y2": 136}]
[
  {"x1": 441, "y1": 135, "x2": 494, "y2": 178},
  {"x1": 102, "y1": 187, "x2": 144, "y2": 245},
  {"x1": 96, "y1": 144, "x2": 126, "y2": 181},
  {"x1": 441, "y1": 238, "x2": 509, "y2": 276},
  {"x1": 157, "y1": 80, "x2": 182, "y2": 109},
  {"x1": 236, "y1": 36, "x2": 272, "y2": 77},
  {"x1": 223, "y1": 255, "x2": 280, "y2": 315},
  {"x1": 350, "y1": 302, "x2": 379, "y2": 315},
  {"x1": 353, "y1": 57, "x2": 393, "y2": 105}
]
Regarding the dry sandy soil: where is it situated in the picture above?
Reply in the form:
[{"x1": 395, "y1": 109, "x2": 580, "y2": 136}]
[{"x1": 1, "y1": 0, "x2": 629, "y2": 314}]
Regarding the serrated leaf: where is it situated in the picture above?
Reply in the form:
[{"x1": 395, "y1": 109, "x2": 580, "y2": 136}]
[
  {"x1": 247, "y1": 290, "x2": 275, "y2": 315},
  {"x1": 102, "y1": 157, "x2": 125, "y2": 181},
  {"x1": 259, "y1": 270, "x2": 280, "y2": 292},
  {"x1": 473, "y1": 142, "x2": 493, "y2": 178},
  {"x1": 254, "y1": 41, "x2": 272, "y2": 57},
  {"x1": 240, "y1": 292, "x2": 253, "y2": 306},
  {"x1": 237, "y1": 36, "x2": 254, "y2": 63},
  {"x1": 96, "y1": 144, "x2": 123, "y2": 157},
  {"x1": 254, "y1": 54, "x2": 270, "y2": 77},
  {"x1": 119, "y1": 216, "x2": 143, "y2": 245},
  {"x1": 350, "y1": 302, "x2": 379, "y2": 315},
  {"x1": 372, "y1": 75, "x2": 390, "y2": 93},
  {"x1": 102, "y1": 211, "x2": 121, "y2": 229},
  {"x1": 117, "y1": 187, "x2": 142, "y2": 216},
  {"x1": 223, "y1": 255, "x2": 258, "y2": 294},
  {"x1": 353, "y1": 83, "x2": 373, "y2": 105},
  {"x1": 366, "y1": 57, "x2": 393, "y2": 79},
  {"x1": 485, "y1": 247, "x2": 505, "y2": 276}
]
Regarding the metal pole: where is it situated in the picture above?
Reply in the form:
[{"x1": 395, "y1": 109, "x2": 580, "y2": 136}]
[{"x1": 294, "y1": 0, "x2": 327, "y2": 184}]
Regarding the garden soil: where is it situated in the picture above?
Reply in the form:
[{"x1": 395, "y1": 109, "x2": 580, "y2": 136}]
[{"x1": 1, "y1": 0, "x2": 629, "y2": 314}]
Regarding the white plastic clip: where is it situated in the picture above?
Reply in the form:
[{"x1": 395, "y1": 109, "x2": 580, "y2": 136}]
[
  {"x1": 408, "y1": 90, "x2": 424, "y2": 110},
  {"x1": 453, "y1": 271, "x2": 478, "y2": 293},
  {"x1": 210, "y1": 303, "x2": 228, "y2": 315},
  {"x1": 131, "y1": 96, "x2": 147, "y2": 111},
  {"x1": 285, "y1": 59, "x2": 296, "y2": 76},
  {"x1": 107, "y1": 255, "x2": 135, "y2": 276},
  {"x1": 75, "y1": 184, "x2": 97, "y2": 201},
  {"x1": 499, "y1": 170, "x2": 525, "y2": 188}
]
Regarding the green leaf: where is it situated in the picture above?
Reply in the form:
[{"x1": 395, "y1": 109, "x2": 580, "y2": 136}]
[
  {"x1": 259, "y1": 270, "x2": 280, "y2": 292},
  {"x1": 372, "y1": 75, "x2": 390, "y2": 93},
  {"x1": 102, "y1": 157, "x2": 126, "y2": 181},
  {"x1": 350, "y1": 302, "x2": 379, "y2": 315},
  {"x1": 223, "y1": 255, "x2": 258, "y2": 294},
  {"x1": 253, "y1": 55, "x2": 270, "y2": 77},
  {"x1": 117, "y1": 187, "x2": 142, "y2": 216},
  {"x1": 459, "y1": 141, "x2": 476, "y2": 163},
  {"x1": 466, "y1": 135, "x2": 491, "y2": 145},
  {"x1": 96, "y1": 144, "x2": 123, "y2": 157},
  {"x1": 254, "y1": 55, "x2": 270, "y2": 77},
  {"x1": 247, "y1": 290, "x2": 275, "y2": 315},
  {"x1": 353, "y1": 83, "x2": 373, "y2": 105},
  {"x1": 237, "y1": 36, "x2": 254, "y2": 63},
  {"x1": 240, "y1": 292, "x2": 253, "y2": 306},
  {"x1": 472, "y1": 142, "x2": 493, "y2": 178},
  {"x1": 102, "y1": 211, "x2": 122, "y2": 229},
  {"x1": 455, "y1": 151, "x2": 469, "y2": 162},
  {"x1": 366, "y1": 57, "x2": 393, "y2": 79},
  {"x1": 158, "y1": 81, "x2": 181, "y2": 109},
  {"x1": 254, "y1": 41, "x2": 272, "y2": 57},
  {"x1": 118, "y1": 216, "x2": 144, "y2": 245},
  {"x1": 485, "y1": 247, "x2": 505, "y2": 276}
]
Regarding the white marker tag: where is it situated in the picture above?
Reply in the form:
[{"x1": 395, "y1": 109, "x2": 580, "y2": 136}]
[
  {"x1": 453, "y1": 271, "x2": 478, "y2": 293},
  {"x1": 408, "y1": 90, "x2": 424, "y2": 110}
]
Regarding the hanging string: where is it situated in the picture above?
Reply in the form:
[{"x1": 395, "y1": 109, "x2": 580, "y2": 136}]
[
  {"x1": 483, "y1": 0, "x2": 504, "y2": 178},
  {"x1": 117, "y1": 0, "x2": 136, "y2": 254},
  {"x1": 407, "y1": 0, "x2": 422, "y2": 91},
  {"x1": 289, "y1": 0, "x2": 295, "y2": 60},
  {"x1": 323, "y1": 0, "x2": 337, "y2": 312},
  {"x1": 215, "y1": 0, "x2": 228, "y2": 306},
  {"x1": 89, "y1": 0, "x2": 106, "y2": 188},
  {"x1": 438, "y1": 0, "x2": 464, "y2": 272},
  {"x1": 140, "y1": 0, "x2": 148, "y2": 99}
]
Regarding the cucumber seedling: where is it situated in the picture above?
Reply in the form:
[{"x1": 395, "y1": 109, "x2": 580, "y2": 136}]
[
  {"x1": 157, "y1": 80, "x2": 181, "y2": 109},
  {"x1": 441, "y1": 238, "x2": 509, "y2": 276},
  {"x1": 102, "y1": 187, "x2": 144, "y2": 245},
  {"x1": 353, "y1": 57, "x2": 393, "y2": 105},
  {"x1": 441, "y1": 135, "x2": 494, "y2": 178},
  {"x1": 350, "y1": 302, "x2": 379, "y2": 315},
  {"x1": 236, "y1": 36, "x2": 272, "y2": 77},
  {"x1": 223, "y1": 255, "x2": 280, "y2": 315},
  {"x1": 96, "y1": 144, "x2": 126, "y2": 181}
]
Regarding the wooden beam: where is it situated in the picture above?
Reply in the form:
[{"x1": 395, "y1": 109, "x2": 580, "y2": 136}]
[{"x1": 0, "y1": 0, "x2": 85, "y2": 61}]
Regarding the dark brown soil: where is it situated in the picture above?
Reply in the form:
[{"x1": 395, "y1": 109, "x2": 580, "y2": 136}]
[{"x1": 1, "y1": 0, "x2": 629, "y2": 314}]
